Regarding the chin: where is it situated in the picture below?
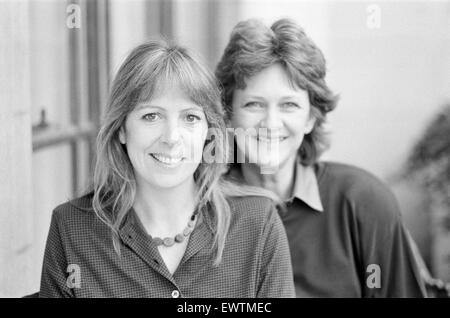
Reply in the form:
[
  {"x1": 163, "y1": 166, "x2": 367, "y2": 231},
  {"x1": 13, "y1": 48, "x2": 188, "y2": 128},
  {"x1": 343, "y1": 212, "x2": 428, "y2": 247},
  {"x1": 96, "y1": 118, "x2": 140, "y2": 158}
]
[
  {"x1": 257, "y1": 163, "x2": 280, "y2": 175},
  {"x1": 257, "y1": 154, "x2": 292, "y2": 173},
  {"x1": 144, "y1": 173, "x2": 193, "y2": 189}
]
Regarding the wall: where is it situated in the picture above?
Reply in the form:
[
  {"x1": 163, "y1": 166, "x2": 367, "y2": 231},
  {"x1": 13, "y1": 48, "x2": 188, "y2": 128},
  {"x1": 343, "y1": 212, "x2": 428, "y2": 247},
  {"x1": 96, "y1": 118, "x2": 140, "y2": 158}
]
[
  {"x1": 324, "y1": 0, "x2": 450, "y2": 179},
  {"x1": 0, "y1": 0, "x2": 34, "y2": 297},
  {"x1": 29, "y1": 0, "x2": 73, "y2": 296},
  {"x1": 109, "y1": 0, "x2": 148, "y2": 77}
]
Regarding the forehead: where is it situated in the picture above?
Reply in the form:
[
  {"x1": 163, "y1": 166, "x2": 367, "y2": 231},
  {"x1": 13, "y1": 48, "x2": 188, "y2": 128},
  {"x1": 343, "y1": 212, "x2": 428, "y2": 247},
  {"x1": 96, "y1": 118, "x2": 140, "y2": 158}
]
[
  {"x1": 136, "y1": 83, "x2": 204, "y2": 112},
  {"x1": 236, "y1": 64, "x2": 307, "y2": 99}
]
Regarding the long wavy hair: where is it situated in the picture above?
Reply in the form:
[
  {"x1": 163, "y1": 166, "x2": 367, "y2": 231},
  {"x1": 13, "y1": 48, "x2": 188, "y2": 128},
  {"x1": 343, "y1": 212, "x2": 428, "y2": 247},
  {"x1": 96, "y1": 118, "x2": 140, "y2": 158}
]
[
  {"x1": 216, "y1": 18, "x2": 339, "y2": 165},
  {"x1": 92, "y1": 38, "x2": 276, "y2": 265}
]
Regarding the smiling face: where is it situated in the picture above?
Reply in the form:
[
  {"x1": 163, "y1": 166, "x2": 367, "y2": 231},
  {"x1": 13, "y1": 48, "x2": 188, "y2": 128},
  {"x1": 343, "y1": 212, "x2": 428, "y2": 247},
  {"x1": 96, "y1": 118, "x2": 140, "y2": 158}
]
[
  {"x1": 230, "y1": 63, "x2": 316, "y2": 173},
  {"x1": 119, "y1": 85, "x2": 208, "y2": 190}
]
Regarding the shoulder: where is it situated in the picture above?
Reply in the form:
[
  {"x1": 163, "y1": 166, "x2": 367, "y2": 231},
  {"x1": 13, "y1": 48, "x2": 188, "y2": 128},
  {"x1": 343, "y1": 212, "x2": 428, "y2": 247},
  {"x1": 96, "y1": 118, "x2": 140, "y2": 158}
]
[
  {"x1": 224, "y1": 195, "x2": 288, "y2": 261},
  {"x1": 319, "y1": 161, "x2": 394, "y2": 200},
  {"x1": 319, "y1": 161, "x2": 401, "y2": 223},
  {"x1": 227, "y1": 195, "x2": 276, "y2": 218},
  {"x1": 319, "y1": 161, "x2": 383, "y2": 188},
  {"x1": 51, "y1": 192, "x2": 99, "y2": 229},
  {"x1": 226, "y1": 195, "x2": 279, "y2": 231}
]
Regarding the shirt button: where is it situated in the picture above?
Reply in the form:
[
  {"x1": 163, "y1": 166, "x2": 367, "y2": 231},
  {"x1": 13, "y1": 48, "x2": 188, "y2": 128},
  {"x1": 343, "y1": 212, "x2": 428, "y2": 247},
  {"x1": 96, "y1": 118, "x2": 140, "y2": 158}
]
[{"x1": 171, "y1": 290, "x2": 180, "y2": 298}]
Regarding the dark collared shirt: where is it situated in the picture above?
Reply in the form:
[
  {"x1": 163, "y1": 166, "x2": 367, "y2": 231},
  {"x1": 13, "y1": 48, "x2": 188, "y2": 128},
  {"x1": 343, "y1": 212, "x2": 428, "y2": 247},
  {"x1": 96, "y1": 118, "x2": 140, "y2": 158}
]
[
  {"x1": 39, "y1": 193, "x2": 295, "y2": 298},
  {"x1": 228, "y1": 161, "x2": 427, "y2": 297}
]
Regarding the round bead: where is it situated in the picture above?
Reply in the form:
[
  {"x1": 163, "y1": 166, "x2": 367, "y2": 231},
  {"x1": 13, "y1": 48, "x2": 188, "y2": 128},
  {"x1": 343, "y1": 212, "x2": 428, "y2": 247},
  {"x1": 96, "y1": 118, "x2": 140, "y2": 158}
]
[
  {"x1": 163, "y1": 237, "x2": 175, "y2": 247},
  {"x1": 187, "y1": 220, "x2": 195, "y2": 228},
  {"x1": 175, "y1": 234, "x2": 185, "y2": 243},
  {"x1": 183, "y1": 227, "x2": 193, "y2": 236},
  {"x1": 153, "y1": 237, "x2": 164, "y2": 246}
]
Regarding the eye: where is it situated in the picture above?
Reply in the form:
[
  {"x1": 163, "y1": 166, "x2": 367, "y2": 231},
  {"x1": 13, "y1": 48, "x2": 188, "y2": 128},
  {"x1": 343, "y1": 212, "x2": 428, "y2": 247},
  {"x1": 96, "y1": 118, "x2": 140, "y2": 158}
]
[
  {"x1": 142, "y1": 113, "x2": 161, "y2": 122},
  {"x1": 185, "y1": 114, "x2": 202, "y2": 123},
  {"x1": 243, "y1": 101, "x2": 264, "y2": 109},
  {"x1": 281, "y1": 102, "x2": 300, "y2": 110}
]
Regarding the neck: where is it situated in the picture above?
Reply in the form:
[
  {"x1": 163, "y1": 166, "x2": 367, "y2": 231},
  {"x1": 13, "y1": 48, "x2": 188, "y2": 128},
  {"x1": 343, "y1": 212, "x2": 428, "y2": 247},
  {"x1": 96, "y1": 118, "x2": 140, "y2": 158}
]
[
  {"x1": 240, "y1": 156, "x2": 297, "y2": 201},
  {"x1": 133, "y1": 177, "x2": 198, "y2": 234}
]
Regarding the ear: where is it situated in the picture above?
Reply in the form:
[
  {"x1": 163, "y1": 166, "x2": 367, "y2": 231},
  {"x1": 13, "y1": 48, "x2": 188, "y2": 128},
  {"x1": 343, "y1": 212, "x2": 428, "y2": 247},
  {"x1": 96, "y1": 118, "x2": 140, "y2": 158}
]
[
  {"x1": 304, "y1": 113, "x2": 317, "y2": 135},
  {"x1": 118, "y1": 126, "x2": 126, "y2": 144}
]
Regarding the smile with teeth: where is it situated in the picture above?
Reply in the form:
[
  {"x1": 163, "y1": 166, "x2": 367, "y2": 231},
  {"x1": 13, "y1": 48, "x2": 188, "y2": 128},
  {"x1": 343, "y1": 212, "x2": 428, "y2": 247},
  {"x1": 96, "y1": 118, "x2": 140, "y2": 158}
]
[
  {"x1": 256, "y1": 136, "x2": 287, "y2": 142},
  {"x1": 150, "y1": 153, "x2": 184, "y2": 165}
]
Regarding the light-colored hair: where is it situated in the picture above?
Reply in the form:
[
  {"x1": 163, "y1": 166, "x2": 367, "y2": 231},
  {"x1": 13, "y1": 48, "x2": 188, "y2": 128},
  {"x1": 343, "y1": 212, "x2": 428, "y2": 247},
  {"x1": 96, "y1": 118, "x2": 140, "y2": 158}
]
[
  {"x1": 92, "y1": 38, "x2": 277, "y2": 265},
  {"x1": 216, "y1": 18, "x2": 339, "y2": 165}
]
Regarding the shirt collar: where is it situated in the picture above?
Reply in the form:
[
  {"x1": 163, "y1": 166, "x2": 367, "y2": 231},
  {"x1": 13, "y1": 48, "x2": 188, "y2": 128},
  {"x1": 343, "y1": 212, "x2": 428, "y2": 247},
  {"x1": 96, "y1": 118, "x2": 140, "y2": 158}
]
[
  {"x1": 120, "y1": 206, "x2": 214, "y2": 269},
  {"x1": 227, "y1": 161, "x2": 324, "y2": 213},
  {"x1": 287, "y1": 161, "x2": 324, "y2": 212},
  {"x1": 123, "y1": 205, "x2": 215, "y2": 237}
]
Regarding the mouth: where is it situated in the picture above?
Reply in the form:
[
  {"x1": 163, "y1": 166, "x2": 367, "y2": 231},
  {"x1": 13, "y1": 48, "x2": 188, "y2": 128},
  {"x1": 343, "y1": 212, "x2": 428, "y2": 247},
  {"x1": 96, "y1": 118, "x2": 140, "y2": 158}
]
[
  {"x1": 149, "y1": 153, "x2": 185, "y2": 166},
  {"x1": 255, "y1": 136, "x2": 288, "y2": 143}
]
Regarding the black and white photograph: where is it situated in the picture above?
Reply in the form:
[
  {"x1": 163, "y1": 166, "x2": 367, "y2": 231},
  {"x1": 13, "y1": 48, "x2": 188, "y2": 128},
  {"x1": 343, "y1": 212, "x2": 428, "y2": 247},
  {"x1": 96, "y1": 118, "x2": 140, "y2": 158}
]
[{"x1": 1, "y1": 0, "x2": 449, "y2": 300}]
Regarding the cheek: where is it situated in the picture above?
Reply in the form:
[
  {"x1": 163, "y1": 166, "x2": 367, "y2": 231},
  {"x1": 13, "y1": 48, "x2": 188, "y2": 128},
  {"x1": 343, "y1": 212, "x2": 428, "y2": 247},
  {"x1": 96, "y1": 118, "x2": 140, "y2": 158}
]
[
  {"x1": 126, "y1": 125, "x2": 160, "y2": 151},
  {"x1": 231, "y1": 110, "x2": 261, "y2": 129},
  {"x1": 184, "y1": 125, "x2": 208, "y2": 157},
  {"x1": 200, "y1": 122, "x2": 209, "y2": 142},
  {"x1": 284, "y1": 113, "x2": 310, "y2": 137}
]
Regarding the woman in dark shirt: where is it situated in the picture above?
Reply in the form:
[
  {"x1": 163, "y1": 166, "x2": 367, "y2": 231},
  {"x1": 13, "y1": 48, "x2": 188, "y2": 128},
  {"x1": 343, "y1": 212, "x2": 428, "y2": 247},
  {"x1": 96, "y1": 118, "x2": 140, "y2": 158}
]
[
  {"x1": 39, "y1": 39, "x2": 295, "y2": 298},
  {"x1": 216, "y1": 18, "x2": 426, "y2": 297}
]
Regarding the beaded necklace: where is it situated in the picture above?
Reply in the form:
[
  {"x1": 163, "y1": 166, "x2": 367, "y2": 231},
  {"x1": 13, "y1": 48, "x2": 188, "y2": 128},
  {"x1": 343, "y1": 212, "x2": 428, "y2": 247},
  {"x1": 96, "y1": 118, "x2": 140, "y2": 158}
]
[{"x1": 152, "y1": 209, "x2": 200, "y2": 247}]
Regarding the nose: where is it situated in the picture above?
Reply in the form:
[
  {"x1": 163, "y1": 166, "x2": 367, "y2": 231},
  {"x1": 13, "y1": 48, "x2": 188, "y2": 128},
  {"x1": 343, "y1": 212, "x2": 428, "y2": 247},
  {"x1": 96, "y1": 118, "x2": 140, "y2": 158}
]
[
  {"x1": 161, "y1": 119, "x2": 181, "y2": 146},
  {"x1": 260, "y1": 106, "x2": 283, "y2": 130}
]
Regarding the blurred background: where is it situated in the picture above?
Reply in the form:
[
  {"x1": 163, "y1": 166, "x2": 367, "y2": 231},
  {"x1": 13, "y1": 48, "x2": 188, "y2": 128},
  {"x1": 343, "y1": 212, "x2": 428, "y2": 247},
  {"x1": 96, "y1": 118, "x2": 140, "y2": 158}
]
[{"x1": 1, "y1": 0, "x2": 449, "y2": 297}]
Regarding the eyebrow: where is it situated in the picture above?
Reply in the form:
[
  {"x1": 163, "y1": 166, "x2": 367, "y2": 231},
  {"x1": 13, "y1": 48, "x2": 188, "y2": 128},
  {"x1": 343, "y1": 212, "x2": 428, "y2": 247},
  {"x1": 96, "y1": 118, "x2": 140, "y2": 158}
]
[
  {"x1": 242, "y1": 95, "x2": 266, "y2": 101},
  {"x1": 135, "y1": 103, "x2": 203, "y2": 112},
  {"x1": 242, "y1": 93, "x2": 303, "y2": 100},
  {"x1": 280, "y1": 96, "x2": 302, "y2": 100},
  {"x1": 240, "y1": 96, "x2": 304, "y2": 106}
]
